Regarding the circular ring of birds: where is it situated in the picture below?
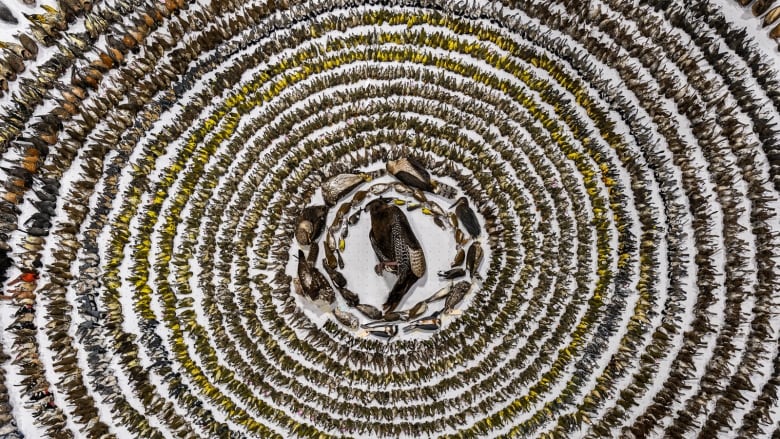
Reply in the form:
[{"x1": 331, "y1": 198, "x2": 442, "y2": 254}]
[
  {"x1": 0, "y1": 0, "x2": 778, "y2": 438},
  {"x1": 291, "y1": 160, "x2": 487, "y2": 341}
]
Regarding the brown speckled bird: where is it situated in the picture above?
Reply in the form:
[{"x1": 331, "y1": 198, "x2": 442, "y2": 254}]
[{"x1": 365, "y1": 198, "x2": 426, "y2": 312}]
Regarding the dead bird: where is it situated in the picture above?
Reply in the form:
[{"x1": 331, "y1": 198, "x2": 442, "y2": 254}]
[
  {"x1": 407, "y1": 301, "x2": 428, "y2": 319},
  {"x1": 404, "y1": 310, "x2": 441, "y2": 332},
  {"x1": 333, "y1": 308, "x2": 359, "y2": 330},
  {"x1": 386, "y1": 157, "x2": 435, "y2": 192},
  {"x1": 438, "y1": 268, "x2": 466, "y2": 279},
  {"x1": 381, "y1": 310, "x2": 409, "y2": 322},
  {"x1": 443, "y1": 281, "x2": 471, "y2": 313},
  {"x1": 322, "y1": 262, "x2": 347, "y2": 289},
  {"x1": 295, "y1": 250, "x2": 333, "y2": 303},
  {"x1": 322, "y1": 173, "x2": 372, "y2": 206},
  {"x1": 295, "y1": 205, "x2": 327, "y2": 246},
  {"x1": 365, "y1": 324, "x2": 398, "y2": 340},
  {"x1": 365, "y1": 198, "x2": 426, "y2": 312},
  {"x1": 451, "y1": 247, "x2": 465, "y2": 267},
  {"x1": 466, "y1": 241, "x2": 484, "y2": 279},
  {"x1": 337, "y1": 287, "x2": 360, "y2": 308},
  {"x1": 355, "y1": 303, "x2": 383, "y2": 320},
  {"x1": 753, "y1": 0, "x2": 775, "y2": 16},
  {"x1": 764, "y1": 6, "x2": 780, "y2": 26},
  {"x1": 424, "y1": 285, "x2": 451, "y2": 304},
  {"x1": 451, "y1": 197, "x2": 481, "y2": 238},
  {"x1": 0, "y1": 2, "x2": 17, "y2": 24},
  {"x1": 347, "y1": 210, "x2": 361, "y2": 225}
]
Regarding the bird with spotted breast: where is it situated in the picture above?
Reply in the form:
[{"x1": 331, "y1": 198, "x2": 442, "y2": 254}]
[{"x1": 365, "y1": 198, "x2": 426, "y2": 313}]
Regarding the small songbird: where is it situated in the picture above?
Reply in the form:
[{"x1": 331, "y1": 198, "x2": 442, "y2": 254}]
[
  {"x1": 450, "y1": 197, "x2": 480, "y2": 238},
  {"x1": 295, "y1": 205, "x2": 327, "y2": 246},
  {"x1": 386, "y1": 157, "x2": 436, "y2": 192},
  {"x1": 365, "y1": 198, "x2": 426, "y2": 312},
  {"x1": 366, "y1": 324, "x2": 398, "y2": 340},
  {"x1": 438, "y1": 268, "x2": 466, "y2": 279},
  {"x1": 0, "y1": 3, "x2": 18, "y2": 25},
  {"x1": 466, "y1": 241, "x2": 484, "y2": 279},
  {"x1": 443, "y1": 281, "x2": 471, "y2": 313},
  {"x1": 404, "y1": 310, "x2": 441, "y2": 332},
  {"x1": 333, "y1": 308, "x2": 359, "y2": 330}
]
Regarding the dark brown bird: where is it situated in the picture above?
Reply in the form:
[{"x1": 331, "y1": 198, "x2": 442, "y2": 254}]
[
  {"x1": 386, "y1": 157, "x2": 435, "y2": 192},
  {"x1": 466, "y1": 241, "x2": 484, "y2": 279},
  {"x1": 295, "y1": 250, "x2": 334, "y2": 303},
  {"x1": 295, "y1": 205, "x2": 327, "y2": 246},
  {"x1": 0, "y1": 2, "x2": 18, "y2": 24},
  {"x1": 365, "y1": 198, "x2": 426, "y2": 312},
  {"x1": 451, "y1": 197, "x2": 480, "y2": 238}
]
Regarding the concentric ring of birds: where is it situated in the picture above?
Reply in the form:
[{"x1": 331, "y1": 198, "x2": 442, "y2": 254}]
[{"x1": 0, "y1": 0, "x2": 779, "y2": 437}]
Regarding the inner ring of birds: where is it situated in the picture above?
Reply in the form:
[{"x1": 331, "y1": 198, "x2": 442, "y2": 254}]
[{"x1": 287, "y1": 156, "x2": 489, "y2": 340}]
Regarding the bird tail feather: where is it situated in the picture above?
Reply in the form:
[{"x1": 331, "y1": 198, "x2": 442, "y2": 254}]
[
  {"x1": 433, "y1": 180, "x2": 457, "y2": 199},
  {"x1": 384, "y1": 274, "x2": 418, "y2": 312}
]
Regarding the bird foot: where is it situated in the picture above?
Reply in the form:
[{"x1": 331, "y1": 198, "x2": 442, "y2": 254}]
[{"x1": 374, "y1": 261, "x2": 398, "y2": 275}]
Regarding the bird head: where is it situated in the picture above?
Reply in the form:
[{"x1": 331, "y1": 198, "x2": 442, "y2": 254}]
[
  {"x1": 385, "y1": 159, "x2": 398, "y2": 174},
  {"x1": 364, "y1": 197, "x2": 390, "y2": 213},
  {"x1": 449, "y1": 196, "x2": 467, "y2": 209}
]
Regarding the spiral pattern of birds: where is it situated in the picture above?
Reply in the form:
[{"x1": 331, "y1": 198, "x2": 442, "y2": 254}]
[{"x1": 0, "y1": 0, "x2": 779, "y2": 438}]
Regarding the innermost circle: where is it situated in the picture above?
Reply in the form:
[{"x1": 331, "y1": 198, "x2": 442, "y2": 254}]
[{"x1": 289, "y1": 160, "x2": 489, "y2": 341}]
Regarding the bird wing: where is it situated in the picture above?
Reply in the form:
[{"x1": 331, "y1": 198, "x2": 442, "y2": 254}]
[
  {"x1": 393, "y1": 207, "x2": 426, "y2": 278},
  {"x1": 395, "y1": 171, "x2": 434, "y2": 192},
  {"x1": 457, "y1": 205, "x2": 481, "y2": 237},
  {"x1": 406, "y1": 157, "x2": 431, "y2": 181},
  {"x1": 369, "y1": 228, "x2": 392, "y2": 263}
]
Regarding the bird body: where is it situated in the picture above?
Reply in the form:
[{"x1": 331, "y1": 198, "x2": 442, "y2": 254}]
[
  {"x1": 0, "y1": 2, "x2": 17, "y2": 24},
  {"x1": 366, "y1": 324, "x2": 398, "y2": 340},
  {"x1": 438, "y1": 268, "x2": 466, "y2": 279},
  {"x1": 451, "y1": 197, "x2": 481, "y2": 238},
  {"x1": 444, "y1": 281, "x2": 471, "y2": 313},
  {"x1": 466, "y1": 241, "x2": 484, "y2": 279},
  {"x1": 386, "y1": 157, "x2": 435, "y2": 192},
  {"x1": 322, "y1": 173, "x2": 371, "y2": 206},
  {"x1": 356, "y1": 303, "x2": 383, "y2": 319},
  {"x1": 333, "y1": 308, "x2": 359, "y2": 329},
  {"x1": 365, "y1": 198, "x2": 426, "y2": 312},
  {"x1": 295, "y1": 205, "x2": 326, "y2": 246},
  {"x1": 404, "y1": 311, "x2": 441, "y2": 332}
]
